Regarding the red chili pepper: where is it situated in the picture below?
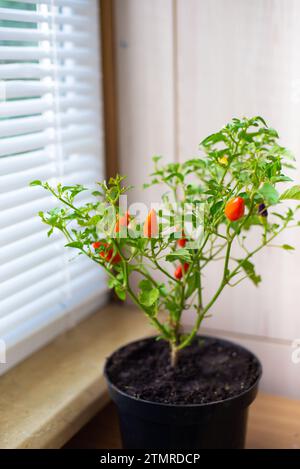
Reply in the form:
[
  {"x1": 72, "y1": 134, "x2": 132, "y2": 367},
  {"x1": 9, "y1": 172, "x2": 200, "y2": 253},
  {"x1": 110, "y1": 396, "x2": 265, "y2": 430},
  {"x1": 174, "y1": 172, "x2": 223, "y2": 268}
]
[
  {"x1": 177, "y1": 231, "x2": 187, "y2": 248},
  {"x1": 224, "y1": 197, "x2": 245, "y2": 221},
  {"x1": 115, "y1": 211, "x2": 130, "y2": 233},
  {"x1": 143, "y1": 209, "x2": 158, "y2": 237},
  {"x1": 174, "y1": 263, "x2": 189, "y2": 280},
  {"x1": 92, "y1": 241, "x2": 121, "y2": 264},
  {"x1": 178, "y1": 238, "x2": 186, "y2": 248}
]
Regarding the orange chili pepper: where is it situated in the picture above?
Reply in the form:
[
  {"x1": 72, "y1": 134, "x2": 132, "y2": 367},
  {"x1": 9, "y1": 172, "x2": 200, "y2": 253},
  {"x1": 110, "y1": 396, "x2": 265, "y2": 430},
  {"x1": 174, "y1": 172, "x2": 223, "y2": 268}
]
[
  {"x1": 143, "y1": 209, "x2": 158, "y2": 237},
  {"x1": 115, "y1": 211, "x2": 130, "y2": 233},
  {"x1": 224, "y1": 197, "x2": 245, "y2": 221}
]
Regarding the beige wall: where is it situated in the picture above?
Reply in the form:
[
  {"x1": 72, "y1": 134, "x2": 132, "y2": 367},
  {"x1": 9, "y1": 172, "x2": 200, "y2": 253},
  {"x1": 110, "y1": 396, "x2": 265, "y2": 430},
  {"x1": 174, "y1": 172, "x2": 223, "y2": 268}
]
[{"x1": 115, "y1": 0, "x2": 300, "y2": 398}]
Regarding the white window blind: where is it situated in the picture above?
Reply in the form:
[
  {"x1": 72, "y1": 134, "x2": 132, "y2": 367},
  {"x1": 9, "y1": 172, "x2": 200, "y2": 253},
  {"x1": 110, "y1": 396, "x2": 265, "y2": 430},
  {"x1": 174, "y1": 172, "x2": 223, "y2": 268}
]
[{"x1": 0, "y1": 0, "x2": 107, "y2": 374}]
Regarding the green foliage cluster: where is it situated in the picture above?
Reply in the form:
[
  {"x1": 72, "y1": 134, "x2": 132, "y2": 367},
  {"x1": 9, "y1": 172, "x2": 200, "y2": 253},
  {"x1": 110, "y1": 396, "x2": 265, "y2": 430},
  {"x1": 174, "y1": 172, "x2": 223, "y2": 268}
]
[{"x1": 31, "y1": 116, "x2": 300, "y2": 364}]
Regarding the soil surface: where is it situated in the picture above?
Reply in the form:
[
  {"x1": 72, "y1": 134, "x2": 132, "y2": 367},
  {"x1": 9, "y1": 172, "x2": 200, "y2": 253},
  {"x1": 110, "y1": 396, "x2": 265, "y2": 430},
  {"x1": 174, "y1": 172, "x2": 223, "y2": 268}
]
[{"x1": 106, "y1": 337, "x2": 261, "y2": 405}]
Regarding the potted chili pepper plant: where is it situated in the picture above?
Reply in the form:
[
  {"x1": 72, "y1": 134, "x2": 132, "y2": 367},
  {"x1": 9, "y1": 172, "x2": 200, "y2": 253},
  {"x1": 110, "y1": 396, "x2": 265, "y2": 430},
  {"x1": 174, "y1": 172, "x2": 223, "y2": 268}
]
[{"x1": 31, "y1": 116, "x2": 300, "y2": 449}]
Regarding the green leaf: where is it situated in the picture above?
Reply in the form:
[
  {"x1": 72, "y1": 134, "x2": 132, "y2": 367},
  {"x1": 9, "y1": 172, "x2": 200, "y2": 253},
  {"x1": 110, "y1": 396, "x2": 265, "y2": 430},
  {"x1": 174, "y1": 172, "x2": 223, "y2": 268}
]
[
  {"x1": 255, "y1": 116, "x2": 268, "y2": 127},
  {"x1": 164, "y1": 172, "x2": 184, "y2": 183},
  {"x1": 280, "y1": 185, "x2": 300, "y2": 201},
  {"x1": 283, "y1": 162, "x2": 296, "y2": 170},
  {"x1": 158, "y1": 283, "x2": 168, "y2": 297},
  {"x1": 237, "y1": 259, "x2": 261, "y2": 286},
  {"x1": 200, "y1": 132, "x2": 226, "y2": 147},
  {"x1": 139, "y1": 288, "x2": 159, "y2": 307},
  {"x1": 164, "y1": 298, "x2": 179, "y2": 314},
  {"x1": 182, "y1": 158, "x2": 206, "y2": 170},
  {"x1": 115, "y1": 287, "x2": 126, "y2": 301},
  {"x1": 258, "y1": 183, "x2": 279, "y2": 205},
  {"x1": 92, "y1": 190, "x2": 103, "y2": 197},
  {"x1": 272, "y1": 212, "x2": 285, "y2": 220},
  {"x1": 281, "y1": 244, "x2": 295, "y2": 251},
  {"x1": 108, "y1": 277, "x2": 119, "y2": 289},
  {"x1": 210, "y1": 200, "x2": 224, "y2": 216},
  {"x1": 152, "y1": 155, "x2": 162, "y2": 163},
  {"x1": 266, "y1": 127, "x2": 279, "y2": 138},
  {"x1": 30, "y1": 180, "x2": 42, "y2": 186},
  {"x1": 166, "y1": 249, "x2": 191, "y2": 263},
  {"x1": 138, "y1": 279, "x2": 152, "y2": 291},
  {"x1": 65, "y1": 241, "x2": 83, "y2": 249},
  {"x1": 271, "y1": 175, "x2": 293, "y2": 183},
  {"x1": 88, "y1": 215, "x2": 102, "y2": 226},
  {"x1": 185, "y1": 272, "x2": 199, "y2": 299}
]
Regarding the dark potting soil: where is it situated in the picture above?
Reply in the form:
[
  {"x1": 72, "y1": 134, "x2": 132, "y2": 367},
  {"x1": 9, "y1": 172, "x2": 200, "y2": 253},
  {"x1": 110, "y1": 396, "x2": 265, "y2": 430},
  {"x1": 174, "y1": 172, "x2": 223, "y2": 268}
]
[{"x1": 105, "y1": 337, "x2": 261, "y2": 405}]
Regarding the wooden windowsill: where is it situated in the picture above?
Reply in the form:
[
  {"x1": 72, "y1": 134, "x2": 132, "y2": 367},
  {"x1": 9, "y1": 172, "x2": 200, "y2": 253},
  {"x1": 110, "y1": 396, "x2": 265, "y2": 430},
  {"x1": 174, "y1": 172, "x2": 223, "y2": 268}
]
[{"x1": 0, "y1": 304, "x2": 153, "y2": 449}]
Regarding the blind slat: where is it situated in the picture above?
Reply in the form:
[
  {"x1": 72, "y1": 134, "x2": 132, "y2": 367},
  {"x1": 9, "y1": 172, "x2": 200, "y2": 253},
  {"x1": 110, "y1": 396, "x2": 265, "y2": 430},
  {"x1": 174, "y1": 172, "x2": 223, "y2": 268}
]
[
  {"x1": 0, "y1": 124, "x2": 98, "y2": 157},
  {"x1": 0, "y1": 272, "x2": 106, "y2": 344},
  {"x1": 0, "y1": 164, "x2": 57, "y2": 192},
  {"x1": 0, "y1": 26, "x2": 91, "y2": 45},
  {"x1": 0, "y1": 63, "x2": 97, "y2": 80},
  {"x1": 0, "y1": 257, "x2": 65, "y2": 301},
  {"x1": 0, "y1": 158, "x2": 100, "y2": 193},
  {"x1": 8, "y1": 0, "x2": 88, "y2": 7},
  {"x1": 0, "y1": 95, "x2": 98, "y2": 118},
  {"x1": 0, "y1": 216, "x2": 47, "y2": 246},
  {"x1": 0, "y1": 242, "x2": 63, "y2": 283},
  {"x1": 0, "y1": 171, "x2": 100, "y2": 211},
  {"x1": 4, "y1": 80, "x2": 92, "y2": 100},
  {"x1": 0, "y1": 271, "x2": 68, "y2": 318},
  {"x1": 0, "y1": 97, "x2": 52, "y2": 118},
  {"x1": 0, "y1": 290, "x2": 65, "y2": 342},
  {"x1": 0, "y1": 191, "x2": 98, "y2": 240},
  {"x1": 0, "y1": 131, "x2": 50, "y2": 157},
  {"x1": 0, "y1": 149, "x2": 52, "y2": 174},
  {"x1": 0, "y1": 196, "x2": 56, "y2": 228},
  {"x1": 0, "y1": 7, "x2": 90, "y2": 27},
  {"x1": 0, "y1": 263, "x2": 103, "y2": 320},
  {"x1": 0, "y1": 110, "x2": 95, "y2": 138},
  {"x1": 0, "y1": 114, "x2": 50, "y2": 138},
  {"x1": 0, "y1": 46, "x2": 96, "y2": 62},
  {"x1": 0, "y1": 230, "x2": 60, "y2": 266}
]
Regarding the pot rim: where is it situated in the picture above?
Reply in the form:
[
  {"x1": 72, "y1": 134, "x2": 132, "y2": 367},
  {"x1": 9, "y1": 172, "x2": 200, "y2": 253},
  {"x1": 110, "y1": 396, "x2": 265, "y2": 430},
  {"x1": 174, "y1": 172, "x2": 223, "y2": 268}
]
[{"x1": 104, "y1": 334, "x2": 263, "y2": 409}]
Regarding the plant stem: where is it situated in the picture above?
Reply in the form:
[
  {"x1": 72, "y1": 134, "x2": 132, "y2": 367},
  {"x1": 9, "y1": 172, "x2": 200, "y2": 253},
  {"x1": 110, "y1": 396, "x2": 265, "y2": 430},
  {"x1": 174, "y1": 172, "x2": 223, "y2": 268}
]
[
  {"x1": 111, "y1": 239, "x2": 170, "y2": 339},
  {"x1": 148, "y1": 245, "x2": 180, "y2": 284},
  {"x1": 48, "y1": 186, "x2": 89, "y2": 220},
  {"x1": 178, "y1": 235, "x2": 233, "y2": 350},
  {"x1": 170, "y1": 343, "x2": 178, "y2": 367},
  {"x1": 197, "y1": 258, "x2": 203, "y2": 310}
]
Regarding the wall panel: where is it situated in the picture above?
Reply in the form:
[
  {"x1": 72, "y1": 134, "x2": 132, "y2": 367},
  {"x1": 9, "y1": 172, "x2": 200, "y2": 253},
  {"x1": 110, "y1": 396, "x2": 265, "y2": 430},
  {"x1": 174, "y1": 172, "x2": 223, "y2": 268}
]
[{"x1": 115, "y1": 0, "x2": 176, "y2": 210}]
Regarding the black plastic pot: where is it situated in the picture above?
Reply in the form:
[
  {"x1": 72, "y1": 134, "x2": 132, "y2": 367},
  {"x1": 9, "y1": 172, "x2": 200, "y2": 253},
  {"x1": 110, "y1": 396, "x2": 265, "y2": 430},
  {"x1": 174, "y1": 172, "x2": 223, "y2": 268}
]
[{"x1": 104, "y1": 336, "x2": 262, "y2": 449}]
